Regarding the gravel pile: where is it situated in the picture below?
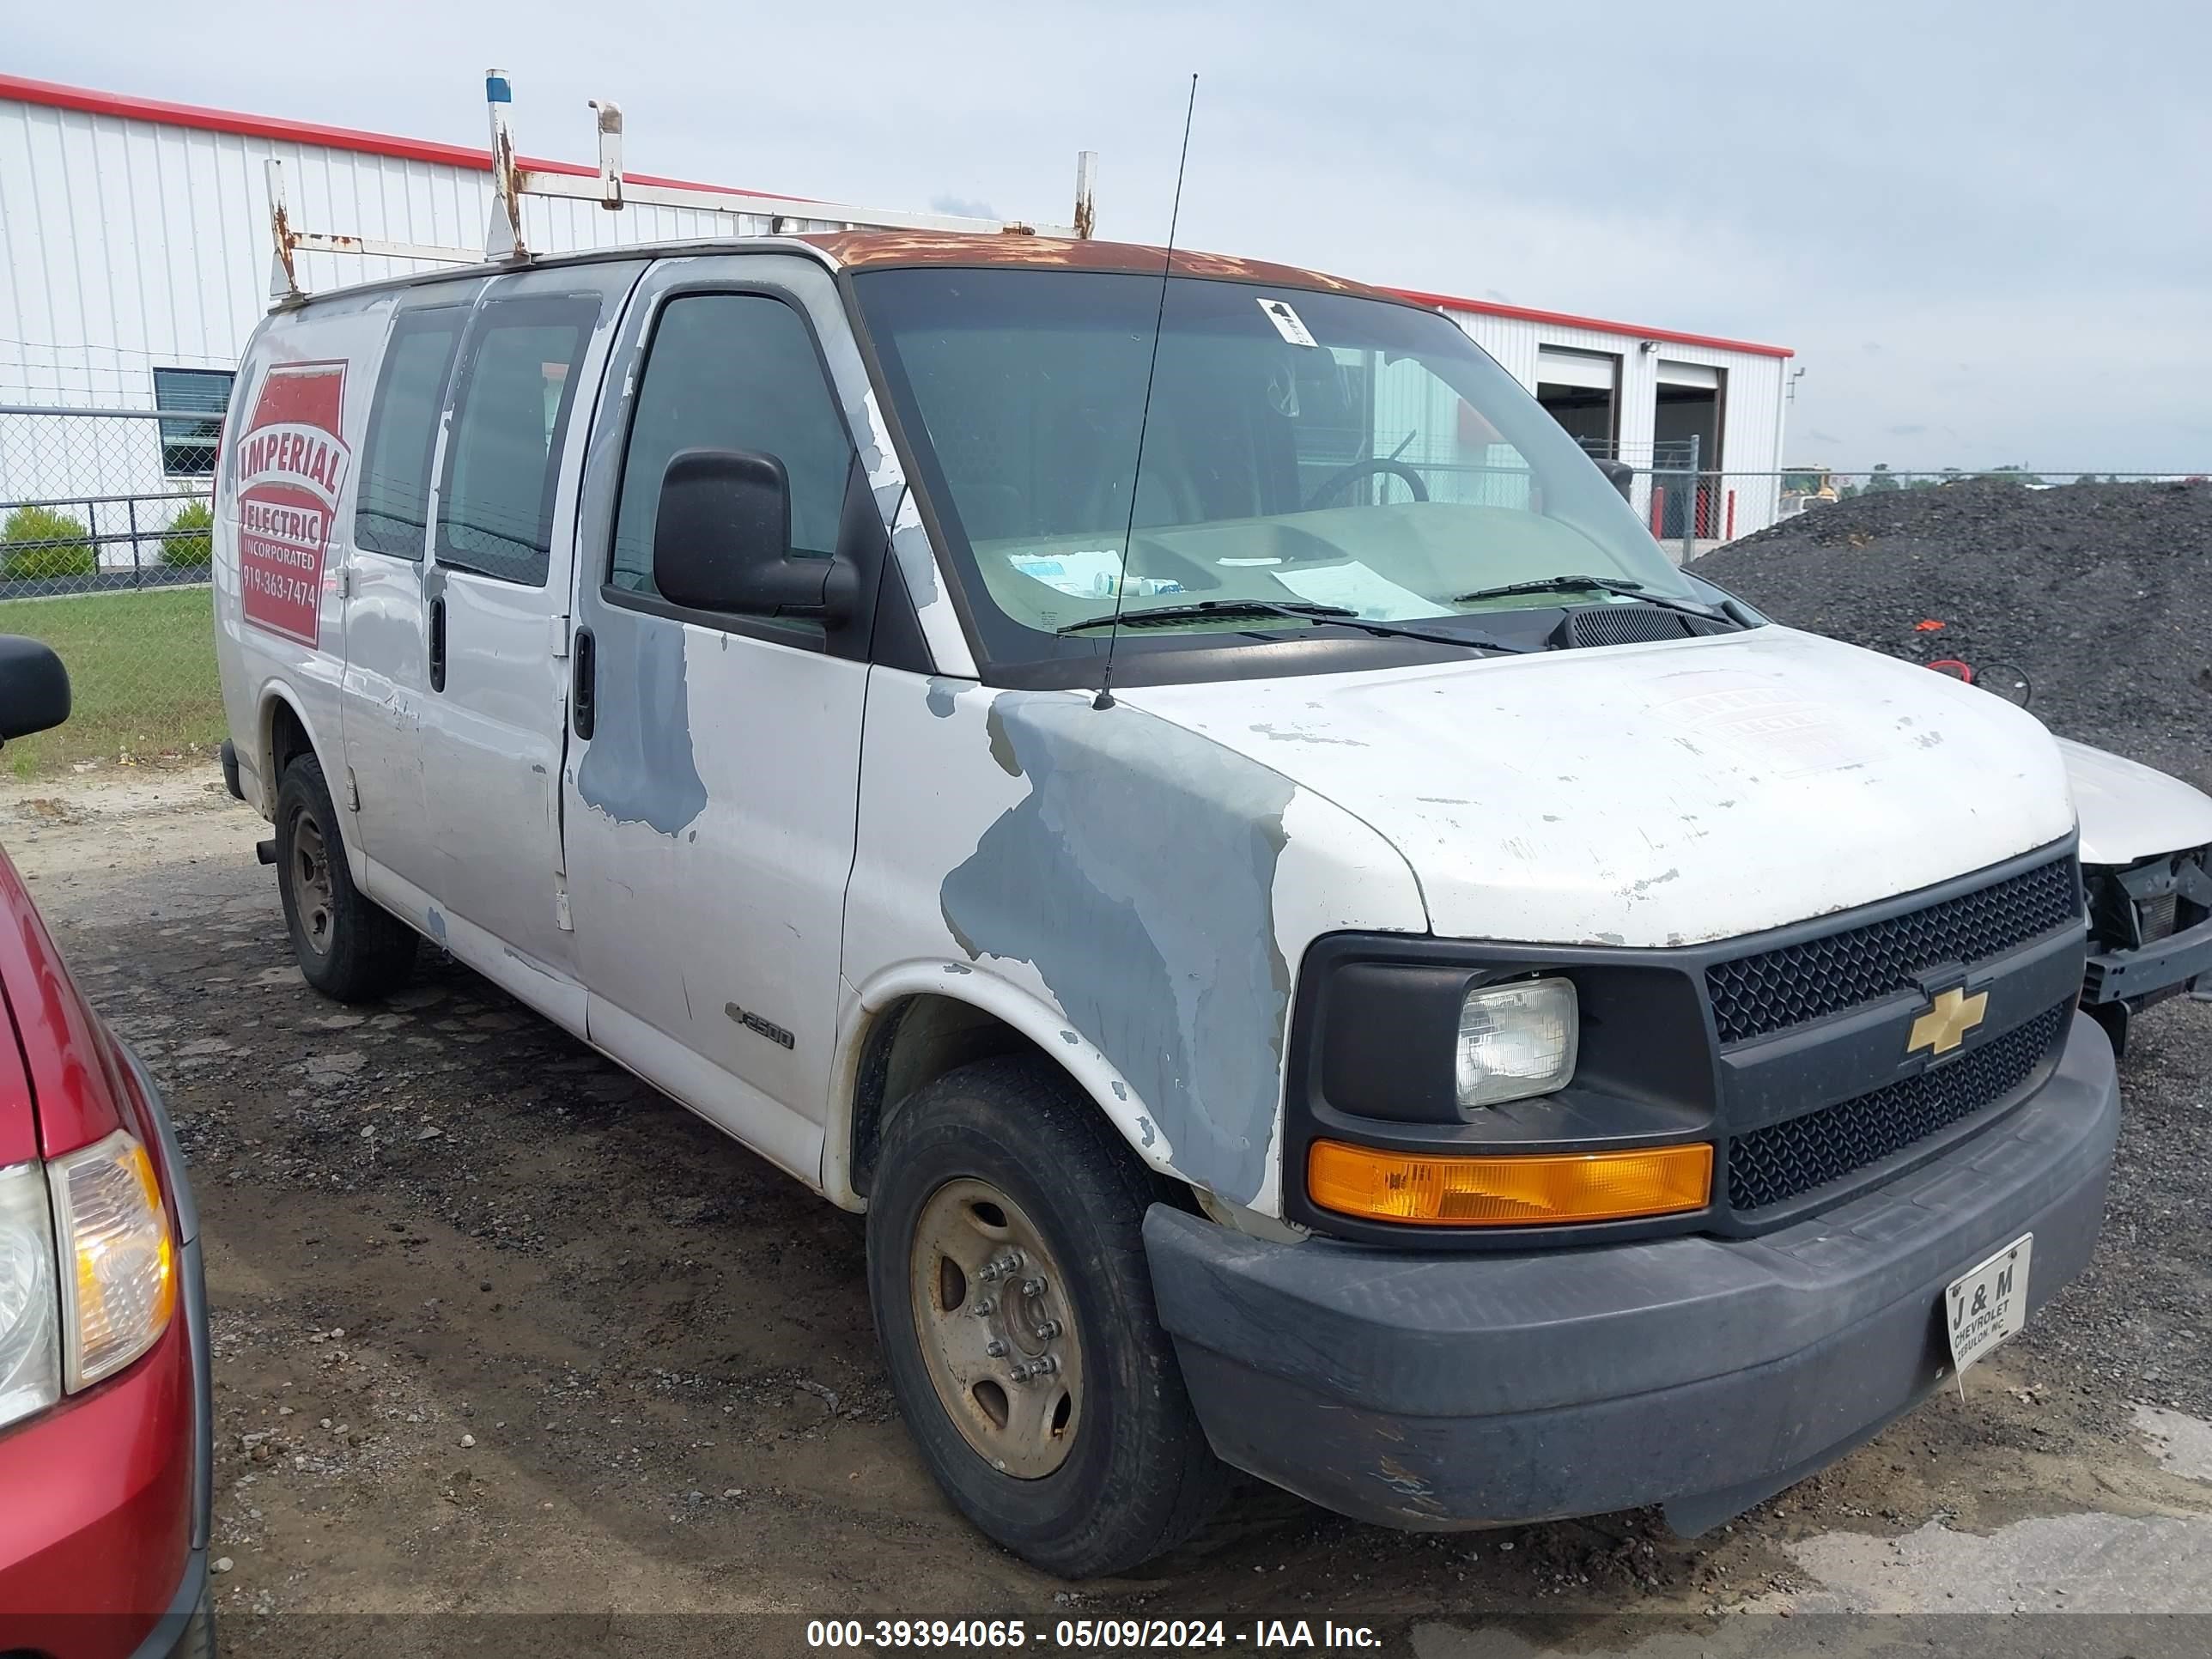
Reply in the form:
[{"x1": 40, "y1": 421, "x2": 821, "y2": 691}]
[{"x1": 1695, "y1": 479, "x2": 2212, "y2": 792}]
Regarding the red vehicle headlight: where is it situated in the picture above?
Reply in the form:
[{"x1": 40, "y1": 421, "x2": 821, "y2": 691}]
[{"x1": 0, "y1": 1159, "x2": 61, "y2": 1429}]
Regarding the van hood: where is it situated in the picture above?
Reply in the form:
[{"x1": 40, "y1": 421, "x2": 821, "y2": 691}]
[
  {"x1": 2057, "y1": 738, "x2": 2212, "y2": 867},
  {"x1": 1120, "y1": 627, "x2": 2076, "y2": 948}
]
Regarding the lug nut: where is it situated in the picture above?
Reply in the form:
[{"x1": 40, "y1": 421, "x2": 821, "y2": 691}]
[
  {"x1": 971, "y1": 1297, "x2": 995, "y2": 1316},
  {"x1": 1034, "y1": 1320, "x2": 1061, "y2": 1340},
  {"x1": 1019, "y1": 1277, "x2": 1046, "y2": 1297},
  {"x1": 986, "y1": 1340, "x2": 1007, "y2": 1358}
]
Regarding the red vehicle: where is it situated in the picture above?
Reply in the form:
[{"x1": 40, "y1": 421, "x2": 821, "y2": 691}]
[{"x1": 0, "y1": 637, "x2": 214, "y2": 1658}]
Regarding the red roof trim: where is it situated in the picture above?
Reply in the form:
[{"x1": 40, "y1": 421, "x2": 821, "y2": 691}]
[
  {"x1": 0, "y1": 72, "x2": 798, "y2": 203},
  {"x1": 1388, "y1": 284, "x2": 1794, "y2": 360},
  {"x1": 1, "y1": 75, "x2": 1793, "y2": 358}
]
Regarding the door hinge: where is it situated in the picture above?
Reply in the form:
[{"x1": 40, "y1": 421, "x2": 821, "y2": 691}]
[
  {"x1": 554, "y1": 886, "x2": 574, "y2": 932},
  {"x1": 338, "y1": 564, "x2": 354, "y2": 599},
  {"x1": 550, "y1": 612, "x2": 571, "y2": 660},
  {"x1": 343, "y1": 768, "x2": 361, "y2": 811}
]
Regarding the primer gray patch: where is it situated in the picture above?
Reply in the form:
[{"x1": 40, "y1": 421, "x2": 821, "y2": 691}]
[
  {"x1": 939, "y1": 693, "x2": 1295, "y2": 1206},
  {"x1": 425, "y1": 906, "x2": 447, "y2": 944},
  {"x1": 925, "y1": 678, "x2": 962, "y2": 719},
  {"x1": 983, "y1": 701, "x2": 1023, "y2": 779},
  {"x1": 890, "y1": 496, "x2": 939, "y2": 609},
  {"x1": 574, "y1": 623, "x2": 708, "y2": 837}
]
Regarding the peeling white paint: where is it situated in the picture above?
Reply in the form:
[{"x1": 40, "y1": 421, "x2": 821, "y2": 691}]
[{"x1": 1123, "y1": 627, "x2": 2079, "y2": 947}]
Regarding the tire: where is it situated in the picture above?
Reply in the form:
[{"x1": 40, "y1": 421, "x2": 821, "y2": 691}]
[
  {"x1": 273, "y1": 754, "x2": 416, "y2": 1002},
  {"x1": 866, "y1": 1055, "x2": 1228, "y2": 1577}
]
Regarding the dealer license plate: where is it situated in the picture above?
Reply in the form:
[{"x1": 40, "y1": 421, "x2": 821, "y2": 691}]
[{"x1": 1944, "y1": 1233, "x2": 2033, "y2": 1376}]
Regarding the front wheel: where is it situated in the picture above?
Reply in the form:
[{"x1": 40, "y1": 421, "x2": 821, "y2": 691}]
[
  {"x1": 866, "y1": 1056, "x2": 1227, "y2": 1577},
  {"x1": 273, "y1": 755, "x2": 416, "y2": 1002}
]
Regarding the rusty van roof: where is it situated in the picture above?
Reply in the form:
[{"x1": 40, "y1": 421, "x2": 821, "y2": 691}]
[{"x1": 796, "y1": 230, "x2": 1389, "y2": 299}]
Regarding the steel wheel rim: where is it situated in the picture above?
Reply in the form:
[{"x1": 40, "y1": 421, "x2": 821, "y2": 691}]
[
  {"x1": 908, "y1": 1176, "x2": 1083, "y2": 1479},
  {"x1": 290, "y1": 808, "x2": 335, "y2": 958}
]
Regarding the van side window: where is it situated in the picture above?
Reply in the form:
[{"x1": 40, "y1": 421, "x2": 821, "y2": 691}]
[
  {"x1": 436, "y1": 300, "x2": 597, "y2": 586},
  {"x1": 610, "y1": 293, "x2": 853, "y2": 629},
  {"x1": 354, "y1": 311, "x2": 463, "y2": 559}
]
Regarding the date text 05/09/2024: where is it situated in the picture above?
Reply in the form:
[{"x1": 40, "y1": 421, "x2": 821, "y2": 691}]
[{"x1": 805, "y1": 1618, "x2": 1386, "y2": 1650}]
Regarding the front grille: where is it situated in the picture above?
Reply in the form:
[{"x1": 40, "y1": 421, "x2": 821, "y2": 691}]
[
  {"x1": 1726, "y1": 1003, "x2": 2069, "y2": 1212},
  {"x1": 1706, "y1": 855, "x2": 2080, "y2": 1045}
]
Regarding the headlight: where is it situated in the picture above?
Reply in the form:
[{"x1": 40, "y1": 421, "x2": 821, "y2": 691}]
[
  {"x1": 1456, "y1": 977, "x2": 1578, "y2": 1108},
  {"x1": 48, "y1": 1130, "x2": 174, "y2": 1391},
  {"x1": 0, "y1": 1160, "x2": 61, "y2": 1431}
]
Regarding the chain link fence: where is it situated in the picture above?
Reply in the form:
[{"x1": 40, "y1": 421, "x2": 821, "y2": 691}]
[
  {"x1": 0, "y1": 405, "x2": 224, "y2": 775},
  {"x1": 3, "y1": 400, "x2": 2204, "y2": 777}
]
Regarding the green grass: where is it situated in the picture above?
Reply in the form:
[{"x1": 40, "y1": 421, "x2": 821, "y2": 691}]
[{"x1": 0, "y1": 586, "x2": 225, "y2": 776}]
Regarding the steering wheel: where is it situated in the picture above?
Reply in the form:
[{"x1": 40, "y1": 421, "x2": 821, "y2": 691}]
[{"x1": 1304, "y1": 459, "x2": 1430, "y2": 511}]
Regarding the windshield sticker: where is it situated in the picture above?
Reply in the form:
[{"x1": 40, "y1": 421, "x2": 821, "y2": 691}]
[
  {"x1": 1256, "y1": 296, "x2": 1319, "y2": 349},
  {"x1": 1009, "y1": 550, "x2": 1182, "y2": 600},
  {"x1": 1274, "y1": 561, "x2": 1452, "y2": 621},
  {"x1": 234, "y1": 360, "x2": 351, "y2": 648}
]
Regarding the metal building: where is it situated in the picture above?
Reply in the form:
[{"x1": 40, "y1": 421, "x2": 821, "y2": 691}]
[{"x1": 0, "y1": 72, "x2": 1792, "y2": 550}]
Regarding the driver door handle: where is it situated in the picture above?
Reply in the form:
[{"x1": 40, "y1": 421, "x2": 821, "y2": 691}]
[
  {"x1": 428, "y1": 596, "x2": 447, "y2": 693},
  {"x1": 571, "y1": 627, "x2": 596, "y2": 740}
]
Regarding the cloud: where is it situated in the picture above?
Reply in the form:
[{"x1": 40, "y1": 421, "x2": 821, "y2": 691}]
[
  {"x1": 929, "y1": 194, "x2": 999, "y2": 221},
  {"x1": 13, "y1": 0, "x2": 2208, "y2": 470}
]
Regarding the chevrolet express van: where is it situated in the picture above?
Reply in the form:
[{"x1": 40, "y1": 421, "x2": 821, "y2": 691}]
[{"x1": 213, "y1": 232, "x2": 2120, "y2": 1577}]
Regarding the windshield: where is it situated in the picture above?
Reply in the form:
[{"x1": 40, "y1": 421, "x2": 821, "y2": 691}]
[{"x1": 856, "y1": 268, "x2": 1701, "y2": 667}]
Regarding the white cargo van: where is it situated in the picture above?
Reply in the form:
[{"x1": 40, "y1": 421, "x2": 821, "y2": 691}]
[{"x1": 214, "y1": 230, "x2": 2121, "y2": 1576}]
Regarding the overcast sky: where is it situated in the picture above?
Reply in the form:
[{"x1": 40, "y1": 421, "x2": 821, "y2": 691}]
[{"x1": 24, "y1": 1, "x2": 2212, "y2": 472}]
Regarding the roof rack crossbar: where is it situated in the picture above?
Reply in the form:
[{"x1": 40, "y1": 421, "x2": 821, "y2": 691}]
[{"x1": 266, "y1": 70, "x2": 1097, "y2": 305}]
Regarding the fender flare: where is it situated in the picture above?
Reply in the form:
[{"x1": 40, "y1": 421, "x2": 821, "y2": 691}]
[
  {"x1": 254, "y1": 681, "x2": 362, "y2": 883},
  {"x1": 821, "y1": 958, "x2": 1180, "y2": 1209}
]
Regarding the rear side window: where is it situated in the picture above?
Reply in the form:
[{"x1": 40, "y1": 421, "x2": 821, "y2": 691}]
[
  {"x1": 436, "y1": 299, "x2": 598, "y2": 586},
  {"x1": 610, "y1": 293, "x2": 854, "y2": 611},
  {"x1": 354, "y1": 311, "x2": 463, "y2": 559}
]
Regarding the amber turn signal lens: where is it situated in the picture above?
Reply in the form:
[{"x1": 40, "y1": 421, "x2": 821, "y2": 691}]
[{"x1": 1307, "y1": 1140, "x2": 1713, "y2": 1226}]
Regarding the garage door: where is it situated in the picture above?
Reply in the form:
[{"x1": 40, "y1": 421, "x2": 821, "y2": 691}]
[{"x1": 1535, "y1": 347, "x2": 1616, "y2": 389}]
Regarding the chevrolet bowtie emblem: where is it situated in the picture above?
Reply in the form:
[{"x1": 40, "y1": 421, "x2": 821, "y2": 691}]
[{"x1": 1908, "y1": 987, "x2": 1989, "y2": 1057}]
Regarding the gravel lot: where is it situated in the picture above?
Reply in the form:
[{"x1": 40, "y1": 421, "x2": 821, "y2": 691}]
[{"x1": 8, "y1": 765, "x2": 2212, "y2": 1658}]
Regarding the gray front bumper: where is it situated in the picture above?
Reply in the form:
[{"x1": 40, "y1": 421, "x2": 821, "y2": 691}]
[{"x1": 1145, "y1": 1013, "x2": 2119, "y2": 1534}]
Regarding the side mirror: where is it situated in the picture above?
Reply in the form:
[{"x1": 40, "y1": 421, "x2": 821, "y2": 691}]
[
  {"x1": 0, "y1": 636, "x2": 70, "y2": 744},
  {"x1": 1597, "y1": 458, "x2": 1635, "y2": 501},
  {"x1": 652, "y1": 448, "x2": 858, "y2": 627}
]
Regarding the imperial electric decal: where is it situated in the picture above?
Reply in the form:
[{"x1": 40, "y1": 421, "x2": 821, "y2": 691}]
[{"x1": 234, "y1": 362, "x2": 350, "y2": 647}]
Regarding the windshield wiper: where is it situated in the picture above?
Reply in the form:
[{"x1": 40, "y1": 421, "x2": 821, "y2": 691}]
[
  {"x1": 1450, "y1": 574, "x2": 1731, "y2": 625},
  {"x1": 1056, "y1": 598, "x2": 1527, "y2": 653},
  {"x1": 1057, "y1": 599, "x2": 1358, "y2": 634}
]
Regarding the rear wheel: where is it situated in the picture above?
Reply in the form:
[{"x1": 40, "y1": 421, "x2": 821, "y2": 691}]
[
  {"x1": 866, "y1": 1055, "x2": 1227, "y2": 1577},
  {"x1": 274, "y1": 755, "x2": 416, "y2": 1002}
]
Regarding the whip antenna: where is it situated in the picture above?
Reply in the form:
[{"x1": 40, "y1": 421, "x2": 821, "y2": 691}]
[{"x1": 1094, "y1": 74, "x2": 1198, "y2": 712}]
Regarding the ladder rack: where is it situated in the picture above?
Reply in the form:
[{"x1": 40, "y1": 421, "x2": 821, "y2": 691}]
[{"x1": 268, "y1": 70, "x2": 1097, "y2": 302}]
